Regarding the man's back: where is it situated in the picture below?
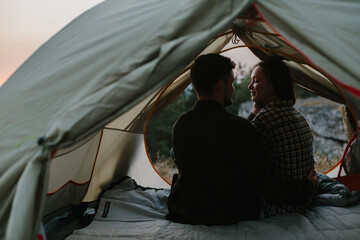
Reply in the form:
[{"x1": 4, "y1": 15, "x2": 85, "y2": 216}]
[
  {"x1": 166, "y1": 100, "x2": 267, "y2": 225},
  {"x1": 165, "y1": 54, "x2": 314, "y2": 226}
]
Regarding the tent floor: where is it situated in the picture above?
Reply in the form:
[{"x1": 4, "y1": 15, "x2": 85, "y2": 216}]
[
  {"x1": 45, "y1": 176, "x2": 360, "y2": 239},
  {"x1": 44, "y1": 203, "x2": 97, "y2": 240}
]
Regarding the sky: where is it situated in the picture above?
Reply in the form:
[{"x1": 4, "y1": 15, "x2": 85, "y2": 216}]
[
  {"x1": 0, "y1": 0, "x2": 104, "y2": 86},
  {"x1": 0, "y1": 0, "x2": 258, "y2": 86}
]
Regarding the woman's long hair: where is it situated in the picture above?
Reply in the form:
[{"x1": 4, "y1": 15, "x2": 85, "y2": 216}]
[{"x1": 254, "y1": 59, "x2": 296, "y2": 104}]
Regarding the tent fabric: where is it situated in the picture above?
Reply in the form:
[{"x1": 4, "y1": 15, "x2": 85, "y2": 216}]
[
  {"x1": 232, "y1": 2, "x2": 360, "y2": 117},
  {"x1": 1, "y1": 0, "x2": 360, "y2": 239},
  {"x1": 65, "y1": 177, "x2": 360, "y2": 240},
  {"x1": 0, "y1": 0, "x2": 252, "y2": 238},
  {"x1": 256, "y1": 0, "x2": 360, "y2": 97},
  {"x1": 45, "y1": 2, "x2": 237, "y2": 217}
]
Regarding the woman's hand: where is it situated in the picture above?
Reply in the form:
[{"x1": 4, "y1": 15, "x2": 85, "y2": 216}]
[{"x1": 307, "y1": 166, "x2": 318, "y2": 187}]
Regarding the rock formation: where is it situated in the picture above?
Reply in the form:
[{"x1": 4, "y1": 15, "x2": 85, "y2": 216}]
[{"x1": 238, "y1": 97, "x2": 347, "y2": 163}]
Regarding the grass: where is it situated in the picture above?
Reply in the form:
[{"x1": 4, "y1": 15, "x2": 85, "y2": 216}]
[
  {"x1": 314, "y1": 150, "x2": 341, "y2": 174},
  {"x1": 153, "y1": 152, "x2": 178, "y2": 183},
  {"x1": 152, "y1": 150, "x2": 342, "y2": 183}
]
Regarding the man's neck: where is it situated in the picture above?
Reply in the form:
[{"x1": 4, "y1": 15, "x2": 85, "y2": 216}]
[{"x1": 198, "y1": 96, "x2": 224, "y2": 106}]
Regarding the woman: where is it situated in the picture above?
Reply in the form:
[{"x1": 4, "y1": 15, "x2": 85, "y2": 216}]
[{"x1": 248, "y1": 59, "x2": 315, "y2": 217}]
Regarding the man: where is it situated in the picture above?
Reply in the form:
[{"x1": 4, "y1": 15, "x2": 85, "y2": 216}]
[{"x1": 166, "y1": 53, "x2": 316, "y2": 225}]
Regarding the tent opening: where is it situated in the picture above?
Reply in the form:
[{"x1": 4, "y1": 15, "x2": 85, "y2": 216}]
[{"x1": 143, "y1": 43, "x2": 351, "y2": 185}]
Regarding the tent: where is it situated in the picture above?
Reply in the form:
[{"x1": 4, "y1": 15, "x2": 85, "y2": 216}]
[{"x1": 0, "y1": 0, "x2": 360, "y2": 239}]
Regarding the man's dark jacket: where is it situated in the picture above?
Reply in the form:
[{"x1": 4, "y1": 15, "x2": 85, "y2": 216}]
[{"x1": 166, "y1": 100, "x2": 313, "y2": 225}]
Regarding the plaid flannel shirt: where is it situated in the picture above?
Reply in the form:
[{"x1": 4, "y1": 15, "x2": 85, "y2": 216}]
[{"x1": 251, "y1": 100, "x2": 315, "y2": 216}]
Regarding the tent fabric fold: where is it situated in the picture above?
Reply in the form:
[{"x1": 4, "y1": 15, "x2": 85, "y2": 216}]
[
  {"x1": 0, "y1": 0, "x2": 252, "y2": 238},
  {"x1": 256, "y1": 0, "x2": 360, "y2": 96}
]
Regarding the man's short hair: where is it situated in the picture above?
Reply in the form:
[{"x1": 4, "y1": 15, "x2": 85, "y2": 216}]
[{"x1": 190, "y1": 53, "x2": 235, "y2": 95}]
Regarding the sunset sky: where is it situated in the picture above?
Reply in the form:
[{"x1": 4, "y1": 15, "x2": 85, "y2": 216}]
[
  {"x1": 0, "y1": 0, "x2": 258, "y2": 87},
  {"x1": 0, "y1": 0, "x2": 104, "y2": 86}
]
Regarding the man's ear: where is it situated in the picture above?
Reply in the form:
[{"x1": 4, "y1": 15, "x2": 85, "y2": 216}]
[{"x1": 215, "y1": 80, "x2": 224, "y2": 93}]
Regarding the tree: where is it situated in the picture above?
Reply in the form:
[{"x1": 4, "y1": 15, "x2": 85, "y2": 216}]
[
  {"x1": 226, "y1": 62, "x2": 252, "y2": 114},
  {"x1": 145, "y1": 87, "x2": 197, "y2": 161}
]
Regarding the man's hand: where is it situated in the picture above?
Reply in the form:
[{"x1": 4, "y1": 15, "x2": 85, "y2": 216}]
[
  {"x1": 251, "y1": 101, "x2": 265, "y2": 116},
  {"x1": 307, "y1": 166, "x2": 318, "y2": 187}
]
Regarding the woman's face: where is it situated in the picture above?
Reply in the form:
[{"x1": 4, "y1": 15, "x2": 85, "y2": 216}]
[{"x1": 248, "y1": 65, "x2": 276, "y2": 105}]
